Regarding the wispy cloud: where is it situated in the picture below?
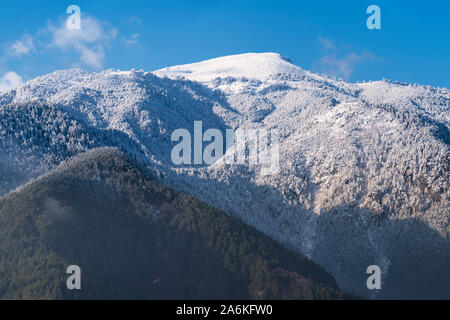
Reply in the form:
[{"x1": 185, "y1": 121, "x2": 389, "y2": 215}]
[
  {"x1": 315, "y1": 36, "x2": 378, "y2": 80},
  {"x1": 0, "y1": 71, "x2": 23, "y2": 92},
  {"x1": 319, "y1": 51, "x2": 377, "y2": 79},
  {"x1": 7, "y1": 35, "x2": 35, "y2": 57},
  {"x1": 318, "y1": 35, "x2": 335, "y2": 51},
  {"x1": 2, "y1": 13, "x2": 120, "y2": 70},
  {"x1": 128, "y1": 16, "x2": 143, "y2": 24},
  {"x1": 48, "y1": 15, "x2": 118, "y2": 69},
  {"x1": 123, "y1": 33, "x2": 140, "y2": 47}
]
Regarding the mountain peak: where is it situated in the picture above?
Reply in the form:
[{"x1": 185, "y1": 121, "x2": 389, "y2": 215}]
[{"x1": 154, "y1": 52, "x2": 305, "y2": 81}]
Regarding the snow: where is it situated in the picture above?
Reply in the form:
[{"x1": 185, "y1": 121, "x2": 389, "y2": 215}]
[
  {"x1": 0, "y1": 52, "x2": 448, "y2": 296},
  {"x1": 108, "y1": 71, "x2": 132, "y2": 76},
  {"x1": 154, "y1": 52, "x2": 309, "y2": 82}
]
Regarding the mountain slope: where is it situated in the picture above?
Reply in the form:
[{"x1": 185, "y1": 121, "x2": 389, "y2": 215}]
[
  {"x1": 0, "y1": 53, "x2": 448, "y2": 298},
  {"x1": 0, "y1": 148, "x2": 351, "y2": 300}
]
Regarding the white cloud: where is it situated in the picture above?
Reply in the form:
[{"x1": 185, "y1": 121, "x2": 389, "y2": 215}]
[
  {"x1": 7, "y1": 35, "x2": 35, "y2": 57},
  {"x1": 77, "y1": 45, "x2": 105, "y2": 69},
  {"x1": 2, "y1": 12, "x2": 140, "y2": 71},
  {"x1": 315, "y1": 36, "x2": 377, "y2": 79},
  {"x1": 48, "y1": 15, "x2": 118, "y2": 69},
  {"x1": 319, "y1": 51, "x2": 376, "y2": 79},
  {"x1": 128, "y1": 16, "x2": 143, "y2": 24},
  {"x1": 123, "y1": 33, "x2": 140, "y2": 47},
  {"x1": 318, "y1": 35, "x2": 335, "y2": 51},
  {"x1": 0, "y1": 71, "x2": 23, "y2": 92}
]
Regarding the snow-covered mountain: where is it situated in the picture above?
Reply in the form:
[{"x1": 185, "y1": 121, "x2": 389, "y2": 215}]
[
  {"x1": 0, "y1": 53, "x2": 449, "y2": 298},
  {"x1": 154, "y1": 52, "x2": 308, "y2": 81}
]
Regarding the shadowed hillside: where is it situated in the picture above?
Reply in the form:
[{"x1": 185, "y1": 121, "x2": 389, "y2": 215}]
[{"x1": 0, "y1": 148, "x2": 352, "y2": 300}]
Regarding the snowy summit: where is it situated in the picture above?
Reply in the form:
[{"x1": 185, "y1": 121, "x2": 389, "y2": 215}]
[{"x1": 154, "y1": 52, "x2": 308, "y2": 81}]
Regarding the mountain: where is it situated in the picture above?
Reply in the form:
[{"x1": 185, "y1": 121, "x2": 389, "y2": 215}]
[
  {"x1": 154, "y1": 52, "x2": 305, "y2": 81},
  {"x1": 0, "y1": 53, "x2": 448, "y2": 298},
  {"x1": 0, "y1": 147, "x2": 351, "y2": 299}
]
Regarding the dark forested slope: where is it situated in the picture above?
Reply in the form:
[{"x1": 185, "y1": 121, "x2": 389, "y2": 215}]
[{"x1": 0, "y1": 148, "x2": 352, "y2": 299}]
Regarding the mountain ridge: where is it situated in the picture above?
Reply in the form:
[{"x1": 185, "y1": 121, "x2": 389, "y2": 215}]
[{"x1": 0, "y1": 53, "x2": 448, "y2": 298}]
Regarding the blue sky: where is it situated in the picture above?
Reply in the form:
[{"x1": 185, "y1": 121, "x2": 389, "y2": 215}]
[{"x1": 0, "y1": 0, "x2": 449, "y2": 90}]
